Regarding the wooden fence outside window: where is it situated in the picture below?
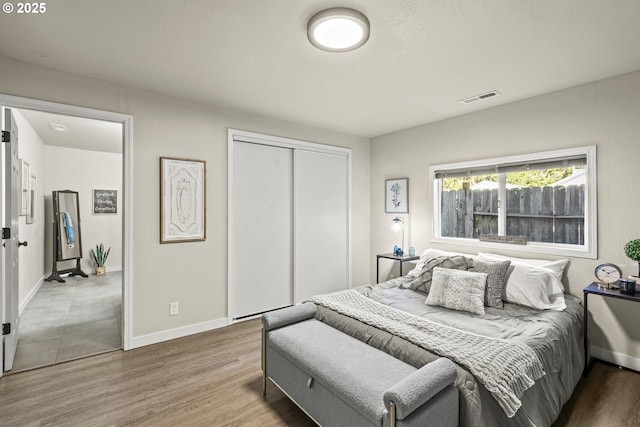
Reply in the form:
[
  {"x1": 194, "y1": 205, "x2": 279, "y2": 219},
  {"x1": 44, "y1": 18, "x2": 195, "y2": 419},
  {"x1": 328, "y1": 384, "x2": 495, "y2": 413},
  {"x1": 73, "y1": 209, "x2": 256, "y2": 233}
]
[{"x1": 441, "y1": 185, "x2": 585, "y2": 245}]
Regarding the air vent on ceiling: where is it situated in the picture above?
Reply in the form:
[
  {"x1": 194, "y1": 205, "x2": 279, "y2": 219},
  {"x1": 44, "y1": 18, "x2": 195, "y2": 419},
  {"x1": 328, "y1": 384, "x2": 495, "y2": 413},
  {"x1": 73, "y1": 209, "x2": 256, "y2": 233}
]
[
  {"x1": 459, "y1": 90, "x2": 501, "y2": 105},
  {"x1": 50, "y1": 123, "x2": 67, "y2": 132}
]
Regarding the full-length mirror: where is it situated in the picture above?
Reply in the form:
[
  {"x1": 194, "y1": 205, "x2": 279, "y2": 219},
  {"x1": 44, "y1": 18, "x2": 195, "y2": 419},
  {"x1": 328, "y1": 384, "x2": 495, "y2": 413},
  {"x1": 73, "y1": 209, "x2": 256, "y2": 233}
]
[
  {"x1": 56, "y1": 190, "x2": 82, "y2": 260},
  {"x1": 45, "y1": 190, "x2": 88, "y2": 283}
]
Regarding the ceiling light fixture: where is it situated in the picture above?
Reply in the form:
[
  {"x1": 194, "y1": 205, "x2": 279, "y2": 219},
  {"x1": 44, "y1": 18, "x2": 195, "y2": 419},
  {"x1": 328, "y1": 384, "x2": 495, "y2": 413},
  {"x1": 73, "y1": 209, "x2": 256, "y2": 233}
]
[
  {"x1": 307, "y1": 7, "x2": 370, "y2": 52},
  {"x1": 50, "y1": 123, "x2": 67, "y2": 132}
]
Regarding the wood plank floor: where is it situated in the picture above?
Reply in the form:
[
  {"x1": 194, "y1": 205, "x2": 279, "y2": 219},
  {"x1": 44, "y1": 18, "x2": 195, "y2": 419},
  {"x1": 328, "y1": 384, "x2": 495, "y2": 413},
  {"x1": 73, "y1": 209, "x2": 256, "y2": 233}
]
[{"x1": 0, "y1": 318, "x2": 638, "y2": 426}]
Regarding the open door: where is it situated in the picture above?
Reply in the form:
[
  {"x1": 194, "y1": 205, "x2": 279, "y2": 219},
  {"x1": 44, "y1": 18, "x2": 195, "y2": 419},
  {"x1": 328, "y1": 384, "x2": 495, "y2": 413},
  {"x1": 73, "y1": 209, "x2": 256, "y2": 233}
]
[{"x1": 2, "y1": 108, "x2": 22, "y2": 374}]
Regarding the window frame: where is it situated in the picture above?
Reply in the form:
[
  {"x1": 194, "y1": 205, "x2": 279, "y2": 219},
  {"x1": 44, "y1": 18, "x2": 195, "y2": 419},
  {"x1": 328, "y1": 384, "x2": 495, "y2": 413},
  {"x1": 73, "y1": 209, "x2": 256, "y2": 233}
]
[{"x1": 428, "y1": 146, "x2": 597, "y2": 259}]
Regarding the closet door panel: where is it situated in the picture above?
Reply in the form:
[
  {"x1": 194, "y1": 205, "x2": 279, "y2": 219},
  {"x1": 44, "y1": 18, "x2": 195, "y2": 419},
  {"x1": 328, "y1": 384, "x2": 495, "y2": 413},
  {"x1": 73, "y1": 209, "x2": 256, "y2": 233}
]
[
  {"x1": 294, "y1": 150, "x2": 349, "y2": 303},
  {"x1": 231, "y1": 142, "x2": 292, "y2": 319}
]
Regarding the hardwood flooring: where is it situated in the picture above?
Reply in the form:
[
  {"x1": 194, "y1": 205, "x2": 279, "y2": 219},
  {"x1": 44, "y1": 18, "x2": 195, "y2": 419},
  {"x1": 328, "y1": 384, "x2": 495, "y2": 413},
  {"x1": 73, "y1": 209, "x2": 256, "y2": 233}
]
[{"x1": 1, "y1": 318, "x2": 638, "y2": 426}]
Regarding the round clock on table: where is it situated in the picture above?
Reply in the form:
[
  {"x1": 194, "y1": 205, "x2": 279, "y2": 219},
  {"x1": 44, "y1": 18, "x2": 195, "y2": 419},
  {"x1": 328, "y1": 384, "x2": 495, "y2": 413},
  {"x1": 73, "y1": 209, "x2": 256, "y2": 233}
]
[{"x1": 594, "y1": 263, "x2": 622, "y2": 288}]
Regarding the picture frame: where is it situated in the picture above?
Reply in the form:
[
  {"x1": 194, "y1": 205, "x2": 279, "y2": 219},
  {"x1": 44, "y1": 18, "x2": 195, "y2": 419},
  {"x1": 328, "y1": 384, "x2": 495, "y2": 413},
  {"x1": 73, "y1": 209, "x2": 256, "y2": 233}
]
[
  {"x1": 20, "y1": 159, "x2": 30, "y2": 216},
  {"x1": 93, "y1": 189, "x2": 118, "y2": 214},
  {"x1": 160, "y1": 157, "x2": 206, "y2": 243},
  {"x1": 26, "y1": 175, "x2": 36, "y2": 224},
  {"x1": 385, "y1": 178, "x2": 409, "y2": 213}
]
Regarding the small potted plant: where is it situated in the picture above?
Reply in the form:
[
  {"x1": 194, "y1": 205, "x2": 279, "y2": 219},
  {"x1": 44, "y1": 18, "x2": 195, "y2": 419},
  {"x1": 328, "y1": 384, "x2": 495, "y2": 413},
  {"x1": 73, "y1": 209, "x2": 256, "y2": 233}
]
[
  {"x1": 90, "y1": 243, "x2": 111, "y2": 275},
  {"x1": 624, "y1": 238, "x2": 640, "y2": 280}
]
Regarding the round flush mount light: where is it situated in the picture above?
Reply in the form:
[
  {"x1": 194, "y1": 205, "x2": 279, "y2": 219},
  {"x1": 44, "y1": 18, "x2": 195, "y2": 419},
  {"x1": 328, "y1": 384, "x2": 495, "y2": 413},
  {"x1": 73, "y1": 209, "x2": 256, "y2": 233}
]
[{"x1": 307, "y1": 7, "x2": 370, "y2": 52}]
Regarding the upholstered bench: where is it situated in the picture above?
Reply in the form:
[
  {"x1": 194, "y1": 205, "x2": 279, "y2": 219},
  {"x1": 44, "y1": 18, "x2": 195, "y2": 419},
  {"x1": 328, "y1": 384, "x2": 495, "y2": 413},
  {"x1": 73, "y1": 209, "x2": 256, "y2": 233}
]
[{"x1": 262, "y1": 303, "x2": 459, "y2": 427}]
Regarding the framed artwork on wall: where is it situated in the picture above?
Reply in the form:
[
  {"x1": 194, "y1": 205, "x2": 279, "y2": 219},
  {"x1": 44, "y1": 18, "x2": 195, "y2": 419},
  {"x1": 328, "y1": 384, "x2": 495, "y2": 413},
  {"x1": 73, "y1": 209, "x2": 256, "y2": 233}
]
[
  {"x1": 385, "y1": 178, "x2": 409, "y2": 213},
  {"x1": 20, "y1": 159, "x2": 30, "y2": 216},
  {"x1": 160, "y1": 157, "x2": 206, "y2": 243},
  {"x1": 93, "y1": 189, "x2": 118, "y2": 214},
  {"x1": 26, "y1": 175, "x2": 36, "y2": 224}
]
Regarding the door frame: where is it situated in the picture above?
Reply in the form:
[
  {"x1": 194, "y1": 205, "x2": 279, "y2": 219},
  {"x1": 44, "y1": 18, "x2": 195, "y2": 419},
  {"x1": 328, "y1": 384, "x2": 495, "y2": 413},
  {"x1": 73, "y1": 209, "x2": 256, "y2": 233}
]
[
  {"x1": 0, "y1": 93, "x2": 134, "y2": 358},
  {"x1": 227, "y1": 128, "x2": 352, "y2": 324}
]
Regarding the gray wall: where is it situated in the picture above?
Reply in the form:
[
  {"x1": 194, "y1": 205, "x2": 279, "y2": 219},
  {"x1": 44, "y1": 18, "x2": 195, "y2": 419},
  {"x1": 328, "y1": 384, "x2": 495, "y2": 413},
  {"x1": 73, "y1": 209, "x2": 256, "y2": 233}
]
[
  {"x1": 371, "y1": 70, "x2": 640, "y2": 368},
  {"x1": 13, "y1": 110, "x2": 45, "y2": 312},
  {"x1": 0, "y1": 57, "x2": 371, "y2": 340}
]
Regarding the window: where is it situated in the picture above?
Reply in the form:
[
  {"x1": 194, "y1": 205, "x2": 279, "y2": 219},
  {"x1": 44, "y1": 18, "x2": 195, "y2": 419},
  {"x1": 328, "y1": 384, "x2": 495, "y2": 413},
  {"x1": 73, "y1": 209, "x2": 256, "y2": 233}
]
[{"x1": 429, "y1": 146, "x2": 597, "y2": 258}]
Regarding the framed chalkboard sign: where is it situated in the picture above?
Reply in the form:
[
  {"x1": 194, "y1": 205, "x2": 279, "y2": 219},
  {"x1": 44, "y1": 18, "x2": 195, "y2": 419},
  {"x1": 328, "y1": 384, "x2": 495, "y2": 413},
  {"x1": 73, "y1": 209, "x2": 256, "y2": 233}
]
[{"x1": 93, "y1": 189, "x2": 117, "y2": 214}]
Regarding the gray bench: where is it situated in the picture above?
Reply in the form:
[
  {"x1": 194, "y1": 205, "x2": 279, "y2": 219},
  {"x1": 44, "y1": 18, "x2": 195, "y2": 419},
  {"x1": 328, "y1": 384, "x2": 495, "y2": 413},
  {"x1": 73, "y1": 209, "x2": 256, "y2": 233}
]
[{"x1": 262, "y1": 303, "x2": 459, "y2": 427}]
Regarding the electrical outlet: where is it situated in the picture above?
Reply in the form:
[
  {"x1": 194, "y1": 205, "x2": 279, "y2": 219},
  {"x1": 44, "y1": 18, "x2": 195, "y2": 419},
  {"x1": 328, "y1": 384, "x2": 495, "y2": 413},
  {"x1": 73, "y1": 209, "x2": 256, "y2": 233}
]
[{"x1": 170, "y1": 302, "x2": 179, "y2": 316}]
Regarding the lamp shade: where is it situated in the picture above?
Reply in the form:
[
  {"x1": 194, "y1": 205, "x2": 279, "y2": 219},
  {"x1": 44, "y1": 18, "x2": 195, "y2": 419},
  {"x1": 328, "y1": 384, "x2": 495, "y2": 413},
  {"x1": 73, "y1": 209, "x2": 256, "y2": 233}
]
[{"x1": 391, "y1": 217, "x2": 404, "y2": 232}]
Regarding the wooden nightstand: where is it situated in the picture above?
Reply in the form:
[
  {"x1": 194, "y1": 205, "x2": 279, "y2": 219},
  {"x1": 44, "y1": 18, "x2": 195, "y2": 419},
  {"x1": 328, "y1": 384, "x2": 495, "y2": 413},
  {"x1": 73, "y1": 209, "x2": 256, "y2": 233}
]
[
  {"x1": 583, "y1": 282, "x2": 640, "y2": 375},
  {"x1": 376, "y1": 253, "x2": 420, "y2": 283}
]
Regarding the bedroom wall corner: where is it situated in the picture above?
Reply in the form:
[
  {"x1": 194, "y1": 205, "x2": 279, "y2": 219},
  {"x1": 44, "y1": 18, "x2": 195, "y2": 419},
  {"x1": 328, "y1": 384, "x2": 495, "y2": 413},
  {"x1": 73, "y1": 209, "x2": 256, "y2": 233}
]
[{"x1": 369, "y1": 70, "x2": 640, "y2": 368}]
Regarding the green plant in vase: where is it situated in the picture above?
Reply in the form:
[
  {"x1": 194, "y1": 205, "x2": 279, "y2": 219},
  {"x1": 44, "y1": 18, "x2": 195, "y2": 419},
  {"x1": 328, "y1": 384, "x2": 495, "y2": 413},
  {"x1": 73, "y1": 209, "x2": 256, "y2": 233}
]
[
  {"x1": 624, "y1": 239, "x2": 640, "y2": 278},
  {"x1": 90, "y1": 243, "x2": 111, "y2": 275}
]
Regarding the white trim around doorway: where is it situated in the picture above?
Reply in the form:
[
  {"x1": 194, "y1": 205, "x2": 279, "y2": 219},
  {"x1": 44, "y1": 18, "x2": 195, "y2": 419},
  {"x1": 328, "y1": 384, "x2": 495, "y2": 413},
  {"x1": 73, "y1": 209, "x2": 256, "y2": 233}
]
[{"x1": 0, "y1": 93, "x2": 134, "y2": 351}]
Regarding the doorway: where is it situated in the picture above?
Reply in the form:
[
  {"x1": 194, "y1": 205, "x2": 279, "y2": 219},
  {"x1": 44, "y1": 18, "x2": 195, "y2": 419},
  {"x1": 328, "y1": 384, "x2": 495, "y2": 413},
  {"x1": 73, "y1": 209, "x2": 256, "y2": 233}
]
[{"x1": 0, "y1": 94, "x2": 133, "y2": 377}]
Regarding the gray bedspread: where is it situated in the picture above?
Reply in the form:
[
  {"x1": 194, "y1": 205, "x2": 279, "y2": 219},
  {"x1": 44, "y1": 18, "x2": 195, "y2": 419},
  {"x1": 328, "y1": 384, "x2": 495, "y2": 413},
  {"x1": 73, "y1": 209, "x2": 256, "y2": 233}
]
[{"x1": 313, "y1": 278, "x2": 584, "y2": 427}]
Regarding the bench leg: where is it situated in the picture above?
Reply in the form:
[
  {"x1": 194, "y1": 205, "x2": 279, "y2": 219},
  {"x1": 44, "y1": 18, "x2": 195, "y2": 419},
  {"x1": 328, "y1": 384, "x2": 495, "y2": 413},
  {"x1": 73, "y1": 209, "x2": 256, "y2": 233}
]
[
  {"x1": 262, "y1": 327, "x2": 267, "y2": 396},
  {"x1": 389, "y1": 401, "x2": 396, "y2": 427}
]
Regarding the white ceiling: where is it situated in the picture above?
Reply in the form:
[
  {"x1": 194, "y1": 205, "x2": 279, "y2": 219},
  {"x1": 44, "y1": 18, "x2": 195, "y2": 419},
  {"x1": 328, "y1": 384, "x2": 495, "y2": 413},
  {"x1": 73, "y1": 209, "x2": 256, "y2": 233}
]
[
  {"x1": 16, "y1": 109, "x2": 123, "y2": 154},
  {"x1": 1, "y1": 0, "x2": 639, "y2": 138}
]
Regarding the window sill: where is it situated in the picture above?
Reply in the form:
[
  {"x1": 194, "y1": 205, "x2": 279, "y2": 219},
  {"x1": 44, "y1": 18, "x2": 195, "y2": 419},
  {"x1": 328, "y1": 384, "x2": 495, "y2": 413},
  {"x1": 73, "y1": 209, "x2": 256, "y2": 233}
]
[{"x1": 430, "y1": 236, "x2": 596, "y2": 259}]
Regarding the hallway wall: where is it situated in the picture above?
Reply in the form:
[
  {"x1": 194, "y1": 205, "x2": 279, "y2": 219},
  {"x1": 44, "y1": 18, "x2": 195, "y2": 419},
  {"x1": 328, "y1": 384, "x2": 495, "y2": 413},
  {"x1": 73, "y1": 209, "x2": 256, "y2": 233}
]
[
  {"x1": 44, "y1": 145, "x2": 123, "y2": 274},
  {"x1": 12, "y1": 110, "x2": 45, "y2": 312}
]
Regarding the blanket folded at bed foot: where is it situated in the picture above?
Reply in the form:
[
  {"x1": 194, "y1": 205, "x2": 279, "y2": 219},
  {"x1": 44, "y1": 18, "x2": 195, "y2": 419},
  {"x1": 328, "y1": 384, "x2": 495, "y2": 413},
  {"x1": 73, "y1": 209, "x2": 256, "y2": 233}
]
[{"x1": 310, "y1": 289, "x2": 545, "y2": 418}]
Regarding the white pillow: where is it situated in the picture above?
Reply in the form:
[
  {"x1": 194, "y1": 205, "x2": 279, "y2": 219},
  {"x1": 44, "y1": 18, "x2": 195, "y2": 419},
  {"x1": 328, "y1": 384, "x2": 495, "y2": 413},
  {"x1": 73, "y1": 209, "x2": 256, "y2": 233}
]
[
  {"x1": 477, "y1": 253, "x2": 566, "y2": 311},
  {"x1": 425, "y1": 267, "x2": 487, "y2": 315},
  {"x1": 477, "y1": 252, "x2": 568, "y2": 289}
]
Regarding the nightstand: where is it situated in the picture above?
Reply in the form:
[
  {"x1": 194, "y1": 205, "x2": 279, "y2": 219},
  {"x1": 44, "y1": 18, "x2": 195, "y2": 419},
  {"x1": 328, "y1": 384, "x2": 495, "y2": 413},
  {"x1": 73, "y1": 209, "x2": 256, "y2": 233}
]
[
  {"x1": 376, "y1": 253, "x2": 420, "y2": 283},
  {"x1": 583, "y1": 282, "x2": 640, "y2": 375}
]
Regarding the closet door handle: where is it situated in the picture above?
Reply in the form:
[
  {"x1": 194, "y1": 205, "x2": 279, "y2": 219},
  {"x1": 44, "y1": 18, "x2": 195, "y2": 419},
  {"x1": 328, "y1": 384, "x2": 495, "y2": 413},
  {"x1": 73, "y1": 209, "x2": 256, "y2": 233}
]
[{"x1": 18, "y1": 240, "x2": 28, "y2": 247}]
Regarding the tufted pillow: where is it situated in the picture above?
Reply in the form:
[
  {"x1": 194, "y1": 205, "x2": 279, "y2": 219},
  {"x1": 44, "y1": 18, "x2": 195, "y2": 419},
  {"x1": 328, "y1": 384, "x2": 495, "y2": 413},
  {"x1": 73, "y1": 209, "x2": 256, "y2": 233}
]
[
  {"x1": 425, "y1": 267, "x2": 488, "y2": 315},
  {"x1": 401, "y1": 255, "x2": 473, "y2": 294},
  {"x1": 469, "y1": 259, "x2": 511, "y2": 309}
]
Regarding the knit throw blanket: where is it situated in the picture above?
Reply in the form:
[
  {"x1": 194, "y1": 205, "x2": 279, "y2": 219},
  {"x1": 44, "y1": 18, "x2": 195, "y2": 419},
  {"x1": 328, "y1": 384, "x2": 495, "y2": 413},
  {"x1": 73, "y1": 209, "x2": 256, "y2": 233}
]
[{"x1": 309, "y1": 290, "x2": 545, "y2": 418}]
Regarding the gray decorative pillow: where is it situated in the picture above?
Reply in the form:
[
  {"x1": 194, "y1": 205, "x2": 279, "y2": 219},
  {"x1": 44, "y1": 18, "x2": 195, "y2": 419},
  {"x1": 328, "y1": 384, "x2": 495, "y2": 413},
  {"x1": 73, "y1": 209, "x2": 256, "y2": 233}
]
[
  {"x1": 401, "y1": 255, "x2": 473, "y2": 294},
  {"x1": 469, "y1": 259, "x2": 511, "y2": 309},
  {"x1": 425, "y1": 267, "x2": 488, "y2": 315}
]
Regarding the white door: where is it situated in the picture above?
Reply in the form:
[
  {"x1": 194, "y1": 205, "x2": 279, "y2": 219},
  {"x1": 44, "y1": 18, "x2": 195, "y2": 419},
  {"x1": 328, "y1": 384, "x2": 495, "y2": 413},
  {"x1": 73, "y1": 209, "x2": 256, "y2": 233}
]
[
  {"x1": 230, "y1": 142, "x2": 293, "y2": 320},
  {"x1": 2, "y1": 108, "x2": 21, "y2": 374},
  {"x1": 294, "y1": 150, "x2": 349, "y2": 303}
]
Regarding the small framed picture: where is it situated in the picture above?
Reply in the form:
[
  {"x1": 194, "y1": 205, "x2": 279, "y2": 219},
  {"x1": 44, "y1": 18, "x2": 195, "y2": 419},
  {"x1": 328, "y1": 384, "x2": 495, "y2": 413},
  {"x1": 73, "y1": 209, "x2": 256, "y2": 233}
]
[
  {"x1": 93, "y1": 189, "x2": 118, "y2": 214},
  {"x1": 20, "y1": 159, "x2": 30, "y2": 216},
  {"x1": 160, "y1": 157, "x2": 206, "y2": 243},
  {"x1": 27, "y1": 175, "x2": 36, "y2": 224},
  {"x1": 385, "y1": 178, "x2": 409, "y2": 213}
]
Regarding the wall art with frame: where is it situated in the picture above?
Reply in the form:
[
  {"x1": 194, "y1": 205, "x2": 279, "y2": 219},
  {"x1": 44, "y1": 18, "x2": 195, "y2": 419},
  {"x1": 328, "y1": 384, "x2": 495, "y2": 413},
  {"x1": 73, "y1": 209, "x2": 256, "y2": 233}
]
[
  {"x1": 26, "y1": 175, "x2": 36, "y2": 224},
  {"x1": 160, "y1": 157, "x2": 206, "y2": 243},
  {"x1": 20, "y1": 159, "x2": 29, "y2": 216},
  {"x1": 93, "y1": 189, "x2": 118, "y2": 214},
  {"x1": 385, "y1": 178, "x2": 409, "y2": 214}
]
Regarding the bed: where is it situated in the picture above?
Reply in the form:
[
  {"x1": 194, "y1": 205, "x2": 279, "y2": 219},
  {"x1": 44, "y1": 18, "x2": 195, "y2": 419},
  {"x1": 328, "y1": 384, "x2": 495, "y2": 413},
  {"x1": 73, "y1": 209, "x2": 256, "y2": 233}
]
[{"x1": 304, "y1": 249, "x2": 585, "y2": 427}]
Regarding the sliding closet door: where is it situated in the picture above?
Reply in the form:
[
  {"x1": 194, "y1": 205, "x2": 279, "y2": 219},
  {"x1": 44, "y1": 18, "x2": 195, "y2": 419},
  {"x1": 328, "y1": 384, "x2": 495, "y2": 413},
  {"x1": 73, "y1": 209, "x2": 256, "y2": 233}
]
[
  {"x1": 294, "y1": 150, "x2": 349, "y2": 303},
  {"x1": 230, "y1": 142, "x2": 293, "y2": 320}
]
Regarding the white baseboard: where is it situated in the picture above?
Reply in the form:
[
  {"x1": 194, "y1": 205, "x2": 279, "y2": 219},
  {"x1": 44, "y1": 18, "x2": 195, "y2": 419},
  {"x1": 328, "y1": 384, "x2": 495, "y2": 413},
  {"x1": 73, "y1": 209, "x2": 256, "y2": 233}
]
[
  {"x1": 128, "y1": 317, "x2": 229, "y2": 349},
  {"x1": 19, "y1": 276, "x2": 44, "y2": 315},
  {"x1": 591, "y1": 345, "x2": 640, "y2": 372}
]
